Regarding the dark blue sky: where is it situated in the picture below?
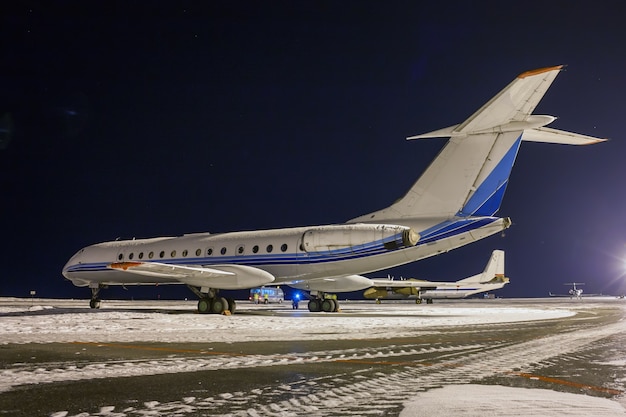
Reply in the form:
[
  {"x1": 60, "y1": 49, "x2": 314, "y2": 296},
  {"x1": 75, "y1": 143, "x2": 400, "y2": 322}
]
[{"x1": 1, "y1": 1, "x2": 625, "y2": 300}]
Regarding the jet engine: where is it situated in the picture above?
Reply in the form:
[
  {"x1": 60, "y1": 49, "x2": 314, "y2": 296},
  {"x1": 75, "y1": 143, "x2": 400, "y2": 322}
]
[{"x1": 302, "y1": 223, "x2": 419, "y2": 255}]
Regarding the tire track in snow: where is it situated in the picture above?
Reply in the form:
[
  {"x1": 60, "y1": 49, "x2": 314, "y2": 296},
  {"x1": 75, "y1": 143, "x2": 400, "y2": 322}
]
[
  {"x1": 42, "y1": 316, "x2": 626, "y2": 417},
  {"x1": 93, "y1": 319, "x2": 625, "y2": 417},
  {"x1": 0, "y1": 342, "x2": 488, "y2": 393}
]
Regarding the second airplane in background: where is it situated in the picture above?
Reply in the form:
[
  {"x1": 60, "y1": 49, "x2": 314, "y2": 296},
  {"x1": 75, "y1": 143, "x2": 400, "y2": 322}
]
[
  {"x1": 63, "y1": 66, "x2": 605, "y2": 314},
  {"x1": 364, "y1": 250, "x2": 508, "y2": 304}
]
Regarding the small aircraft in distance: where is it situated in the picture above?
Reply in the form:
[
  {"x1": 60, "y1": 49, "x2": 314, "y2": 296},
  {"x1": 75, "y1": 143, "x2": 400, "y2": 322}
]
[
  {"x1": 548, "y1": 282, "x2": 602, "y2": 299},
  {"x1": 364, "y1": 250, "x2": 508, "y2": 304}
]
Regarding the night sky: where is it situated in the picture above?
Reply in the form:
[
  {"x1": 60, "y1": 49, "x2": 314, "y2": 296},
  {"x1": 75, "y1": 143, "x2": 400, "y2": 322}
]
[{"x1": 2, "y1": 1, "x2": 625, "y2": 300}]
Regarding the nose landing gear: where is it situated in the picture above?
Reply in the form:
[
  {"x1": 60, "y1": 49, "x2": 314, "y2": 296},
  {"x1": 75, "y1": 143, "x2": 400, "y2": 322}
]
[{"x1": 89, "y1": 284, "x2": 105, "y2": 309}]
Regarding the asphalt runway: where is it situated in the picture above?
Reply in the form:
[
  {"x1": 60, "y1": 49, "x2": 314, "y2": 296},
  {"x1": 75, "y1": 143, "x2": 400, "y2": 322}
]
[{"x1": 1, "y1": 298, "x2": 625, "y2": 416}]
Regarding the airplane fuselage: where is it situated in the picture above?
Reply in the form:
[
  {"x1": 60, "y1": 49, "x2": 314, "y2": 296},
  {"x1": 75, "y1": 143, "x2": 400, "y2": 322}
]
[
  {"x1": 63, "y1": 216, "x2": 509, "y2": 291},
  {"x1": 366, "y1": 287, "x2": 495, "y2": 300}
]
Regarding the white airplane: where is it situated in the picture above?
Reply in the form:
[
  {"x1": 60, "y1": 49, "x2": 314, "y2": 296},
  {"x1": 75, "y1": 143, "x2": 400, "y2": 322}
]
[
  {"x1": 364, "y1": 250, "x2": 508, "y2": 304},
  {"x1": 549, "y1": 282, "x2": 601, "y2": 299},
  {"x1": 62, "y1": 65, "x2": 605, "y2": 314}
]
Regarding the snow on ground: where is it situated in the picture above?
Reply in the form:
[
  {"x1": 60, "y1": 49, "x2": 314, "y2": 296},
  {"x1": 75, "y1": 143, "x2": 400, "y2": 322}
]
[
  {"x1": 2, "y1": 298, "x2": 625, "y2": 416},
  {"x1": 401, "y1": 385, "x2": 626, "y2": 416},
  {"x1": 0, "y1": 299, "x2": 574, "y2": 344}
]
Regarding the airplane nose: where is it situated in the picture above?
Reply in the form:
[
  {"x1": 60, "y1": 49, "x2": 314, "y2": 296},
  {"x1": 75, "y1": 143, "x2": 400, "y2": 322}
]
[
  {"x1": 62, "y1": 260, "x2": 71, "y2": 279},
  {"x1": 62, "y1": 248, "x2": 85, "y2": 280}
]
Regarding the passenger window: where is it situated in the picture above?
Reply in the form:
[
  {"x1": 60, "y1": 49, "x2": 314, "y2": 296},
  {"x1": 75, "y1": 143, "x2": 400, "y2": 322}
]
[
  {"x1": 207, "y1": 248, "x2": 213, "y2": 256},
  {"x1": 220, "y1": 247, "x2": 227, "y2": 255},
  {"x1": 149, "y1": 251, "x2": 154, "y2": 259},
  {"x1": 252, "y1": 245, "x2": 259, "y2": 253},
  {"x1": 118, "y1": 253, "x2": 123, "y2": 261},
  {"x1": 159, "y1": 251, "x2": 165, "y2": 258},
  {"x1": 139, "y1": 252, "x2": 144, "y2": 259},
  {"x1": 196, "y1": 248, "x2": 201, "y2": 256},
  {"x1": 237, "y1": 245, "x2": 244, "y2": 255},
  {"x1": 266, "y1": 244, "x2": 273, "y2": 253},
  {"x1": 129, "y1": 252, "x2": 134, "y2": 260},
  {"x1": 281, "y1": 244, "x2": 288, "y2": 252},
  {"x1": 171, "y1": 250, "x2": 177, "y2": 258},
  {"x1": 182, "y1": 249, "x2": 188, "y2": 257}
]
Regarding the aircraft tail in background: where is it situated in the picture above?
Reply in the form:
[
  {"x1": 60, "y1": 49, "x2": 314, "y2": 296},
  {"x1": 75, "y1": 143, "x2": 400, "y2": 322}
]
[{"x1": 456, "y1": 249, "x2": 505, "y2": 285}]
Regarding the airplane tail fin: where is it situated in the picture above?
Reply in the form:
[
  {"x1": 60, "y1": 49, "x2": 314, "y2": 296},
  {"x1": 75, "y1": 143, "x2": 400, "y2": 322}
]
[
  {"x1": 458, "y1": 249, "x2": 506, "y2": 284},
  {"x1": 349, "y1": 66, "x2": 606, "y2": 223}
]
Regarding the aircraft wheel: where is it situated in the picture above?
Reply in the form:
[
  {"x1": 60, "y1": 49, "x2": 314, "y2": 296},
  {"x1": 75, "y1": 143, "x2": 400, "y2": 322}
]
[
  {"x1": 426, "y1": 299, "x2": 433, "y2": 304},
  {"x1": 321, "y1": 299, "x2": 336, "y2": 313},
  {"x1": 376, "y1": 299, "x2": 381, "y2": 304},
  {"x1": 308, "y1": 299, "x2": 321, "y2": 312},
  {"x1": 415, "y1": 299, "x2": 422, "y2": 304},
  {"x1": 227, "y1": 298, "x2": 237, "y2": 315},
  {"x1": 89, "y1": 299, "x2": 101, "y2": 309},
  {"x1": 212, "y1": 296, "x2": 229, "y2": 314},
  {"x1": 198, "y1": 298, "x2": 212, "y2": 314}
]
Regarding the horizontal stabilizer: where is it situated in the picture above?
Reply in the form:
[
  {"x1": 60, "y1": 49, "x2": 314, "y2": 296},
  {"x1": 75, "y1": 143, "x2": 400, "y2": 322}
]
[
  {"x1": 522, "y1": 127, "x2": 607, "y2": 145},
  {"x1": 407, "y1": 124, "x2": 459, "y2": 139}
]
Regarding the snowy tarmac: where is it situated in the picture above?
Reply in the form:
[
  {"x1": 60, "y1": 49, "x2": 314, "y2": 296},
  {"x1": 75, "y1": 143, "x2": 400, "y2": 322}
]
[{"x1": 1, "y1": 297, "x2": 625, "y2": 416}]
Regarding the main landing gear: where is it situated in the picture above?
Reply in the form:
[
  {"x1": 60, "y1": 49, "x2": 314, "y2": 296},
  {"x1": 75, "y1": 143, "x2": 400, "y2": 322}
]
[
  {"x1": 307, "y1": 293, "x2": 340, "y2": 313},
  {"x1": 187, "y1": 285, "x2": 236, "y2": 315}
]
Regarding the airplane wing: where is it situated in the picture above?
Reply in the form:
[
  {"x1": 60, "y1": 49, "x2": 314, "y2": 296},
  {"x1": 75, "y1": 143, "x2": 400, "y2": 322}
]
[
  {"x1": 369, "y1": 276, "x2": 509, "y2": 289},
  {"x1": 109, "y1": 262, "x2": 275, "y2": 289},
  {"x1": 287, "y1": 274, "x2": 374, "y2": 292},
  {"x1": 548, "y1": 291, "x2": 603, "y2": 297},
  {"x1": 368, "y1": 278, "x2": 438, "y2": 290}
]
